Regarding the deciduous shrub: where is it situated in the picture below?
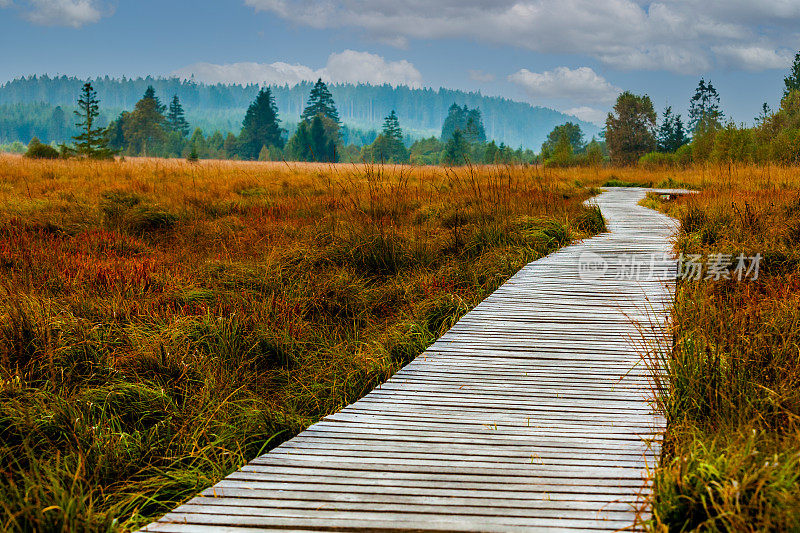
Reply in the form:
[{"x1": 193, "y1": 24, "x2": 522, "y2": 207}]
[
  {"x1": 24, "y1": 137, "x2": 59, "y2": 159},
  {"x1": 639, "y1": 151, "x2": 675, "y2": 169}
]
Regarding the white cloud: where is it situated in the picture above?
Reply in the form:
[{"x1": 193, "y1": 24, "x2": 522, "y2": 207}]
[
  {"x1": 22, "y1": 0, "x2": 104, "y2": 27},
  {"x1": 509, "y1": 66, "x2": 620, "y2": 104},
  {"x1": 713, "y1": 45, "x2": 793, "y2": 71},
  {"x1": 172, "y1": 61, "x2": 322, "y2": 86},
  {"x1": 324, "y1": 50, "x2": 422, "y2": 86},
  {"x1": 469, "y1": 69, "x2": 495, "y2": 83},
  {"x1": 244, "y1": 0, "x2": 799, "y2": 74},
  {"x1": 173, "y1": 50, "x2": 422, "y2": 88},
  {"x1": 565, "y1": 106, "x2": 607, "y2": 126}
]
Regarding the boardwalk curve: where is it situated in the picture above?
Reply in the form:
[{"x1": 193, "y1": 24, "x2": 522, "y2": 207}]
[{"x1": 143, "y1": 188, "x2": 678, "y2": 532}]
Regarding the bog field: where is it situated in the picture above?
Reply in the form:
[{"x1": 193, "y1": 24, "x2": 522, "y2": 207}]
[{"x1": 0, "y1": 155, "x2": 799, "y2": 531}]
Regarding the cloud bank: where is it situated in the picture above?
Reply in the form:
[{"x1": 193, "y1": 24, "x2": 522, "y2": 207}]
[
  {"x1": 469, "y1": 69, "x2": 496, "y2": 83},
  {"x1": 508, "y1": 66, "x2": 620, "y2": 126},
  {"x1": 509, "y1": 66, "x2": 620, "y2": 104},
  {"x1": 1, "y1": 0, "x2": 107, "y2": 27},
  {"x1": 173, "y1": 50, "x2": 423, "y2": 88},
  {"x1": 244, "y1": 0, "x2": 797, "y2": 74}
]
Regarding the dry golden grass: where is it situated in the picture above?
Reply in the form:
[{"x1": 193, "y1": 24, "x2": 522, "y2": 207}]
[
  {"x1": 0, "y1": 154, "x2": 604, "y2": 531},
  {"x1": 3, "y1": 154, "x2": 800, "y2": 531},
  {"x1": 642, "y1": 169, "x2": 800, "y2": 531}
]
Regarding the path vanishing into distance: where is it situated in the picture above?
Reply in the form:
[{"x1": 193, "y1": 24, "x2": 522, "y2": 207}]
[{"x1": 143, "y1": 188, "x2": 681, "y2": 532}]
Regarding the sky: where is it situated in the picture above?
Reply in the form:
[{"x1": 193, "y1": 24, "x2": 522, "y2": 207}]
[{"x1": 1, "y1": 0, "x2": 798, "y2": 126}]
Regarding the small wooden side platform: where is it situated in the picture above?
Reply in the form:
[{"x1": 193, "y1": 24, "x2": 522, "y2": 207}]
[{"x1": 143, "y1": 188, "x2": 678, "y2": 532}]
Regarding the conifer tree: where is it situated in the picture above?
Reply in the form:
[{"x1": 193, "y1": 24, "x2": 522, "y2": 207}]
[
  {"x1": 784, "y1": 51, "x2": 800, "y2": 98},
  {"x1": 309, "y1": 115, "x2": 336, "y2": 162},
  {"x1": 166, "y1": 95, "x2": 190, "y2": 137},
  {"x1": 442, "y1": 130, "x2": 470, "y2": 165},
  {"x1": 73, "y1": 82, "x2": 111, "y2": 158},
  {"x1": 122, "y1": 87, "x2": 168, "y2": 156},
  {"x1": 688, "y1": 78, "x2": 723, "y2": 133},
  {"x1": 382, "y1": 110, "x2": 403, "y2": 142},
  {"x1": 104, "y1": 113, "x2": 127, "y2": 151},
  {"x1": 365, "y1": 110, "x2": 409, "y2": 163},
  {"x1": 441, "y1": 103, "x2": 486, "y2": 144},
  {"x1": 301, "y1": 79, "x2": 340, "y2": 124},
  {"x1": 49, "y1": 106, "x2": 66, "y2": 141},
  {"x1": 755, "y1": 102, "x2": 772, "y2": 126},
  {"x1": 441, "y1": 103, "x2": 464, "y2": 142},
  {"x1": 657, "y1": 106, "x2": 688, "y2": 152},
  {"x1": 464, "y1": 108, "x2": 487, "y2": 144},
  {"x1": 223, "y1": 132, "x2": 238, "y2": 158},
  {"x1": 238, "y1": 88, "x2": 285, "y2": 160},
  {"x1": 286, "y1": 122, "x2": 312, "y2": 161},
  {"x1": 143, "y1": 86, "x2": 166, "y2": 114},
  {"x1": 484, "y1": 140, "x2": 499, "y2": 164}
]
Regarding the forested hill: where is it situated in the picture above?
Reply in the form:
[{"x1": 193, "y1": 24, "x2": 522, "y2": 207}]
[{"x1": 0, "y1": 75, "x2": 600, "y2": 148}]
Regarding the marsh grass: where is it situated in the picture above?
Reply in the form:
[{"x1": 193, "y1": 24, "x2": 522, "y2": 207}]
[
  {"x1": 5, "y1": 156, "x2": 797, "y2": 531},
  {"x1": 0, "y1": 155, "x2": 606, "y2": 531},
  {"x1": 645, "y1": 185, "x2": 800, "y2": 531}
]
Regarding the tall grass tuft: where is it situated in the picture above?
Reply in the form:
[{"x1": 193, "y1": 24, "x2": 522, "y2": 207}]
[
  {"x1": 646, "y1": 187, "x2": 800, "y2": 531},
  {"x1": 0, "y1": 154, "x2": 605, "y2": 530}
]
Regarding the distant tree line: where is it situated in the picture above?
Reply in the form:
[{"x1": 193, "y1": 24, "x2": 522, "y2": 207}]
[
  {"x1": 0, "y1": 75, "x2": 600, "y2": 149},
  {"x1": 17, "y1": 77, "x2": 544, "y2": 166},
  {"x1": 602, "y1": 56, "x2": 800, "y2": 167}
]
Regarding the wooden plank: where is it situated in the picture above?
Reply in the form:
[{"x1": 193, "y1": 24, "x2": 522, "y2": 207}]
[{"x1": 140, "y1": 188, "x2": 675, "y2": 532}]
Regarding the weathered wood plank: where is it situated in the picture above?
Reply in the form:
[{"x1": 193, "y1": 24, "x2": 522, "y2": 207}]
[{"x1": 141, "y1": 188, "x2": 675, "y2": 532}]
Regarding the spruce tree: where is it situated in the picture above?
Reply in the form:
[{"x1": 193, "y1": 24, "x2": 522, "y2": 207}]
[
  {"x1": 441, "y1": 103, "x2": 466, "y2": 142},
  {"x1": 49, "y1": 106, "x2": 66, "y2": 141},
  {"x1": 223, "y1": 132, "x2": 238, "y2": 158},
  {"x1": 238, "y1": 88, "x2": 285, "y2": 160},
  {"x1": 672, "y1": 114, "x2": 688, "y2": 151},
  {"x1": 484, "y1": 140, "x2": 499, "y2": 164},
  {"x1": 286, "y1": 122, "x2": 312, "y2": 161},
  {"x1": 657, "y1": 107, "x2": 676, "y2": 152},
  {"x1": 464, "y1": 108, "x2": 486, "y2": 144},
  {"x1": 657, "y1": 107, "x2": 688, "y2": 152},
  {"x1": 442, "y1": 130, "x2": 470, "y2": 165},
  {"x1": 688, "y1": 78, "x2": 723, "y2": 133},
  {"x1": 166, "y1": 95, "x2": 190, "y2": 137},
  {"x1": 301, "y1": 79, "x2": 340, "y2": 124},
  {"x1": 755, "y1": 102, "x2": 772, "y2": 126},
  {"x1": 441, "y1": 104, "x2": 486, "y2": 144},
  {"x1": 143, "y1": 86, "x2": 166, "y2": 114},
  {"x1": 382, "y1": 110, "x2": 403, "y2": 142},
  {"x1": 105, "y1": 113, "x2": 127, "y2": 151},
  {"x1": 309, "y1": 115, "x2": 335, "y2": 162},
  {"x1": 73, "y1": 82, "x2": 111, "y2": 158},
  {"x1": 367, "y1": 110, "x2": 408, "y2": 163},
  {"x1": 784, "y1": 51, "x2": 800, "y2": 98},
  {"x1": 123, "y1": 87, "x2": 168, "y2": 156}
]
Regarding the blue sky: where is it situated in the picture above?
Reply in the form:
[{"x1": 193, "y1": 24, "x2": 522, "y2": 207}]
[{"x1": 1, "y1": 0, "x2": 796, "y2": 125}]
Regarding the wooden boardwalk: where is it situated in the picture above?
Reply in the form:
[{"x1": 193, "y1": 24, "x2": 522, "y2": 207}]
[{"x1": 143, "y1": 188, "x2": 678, "y2": 532}]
